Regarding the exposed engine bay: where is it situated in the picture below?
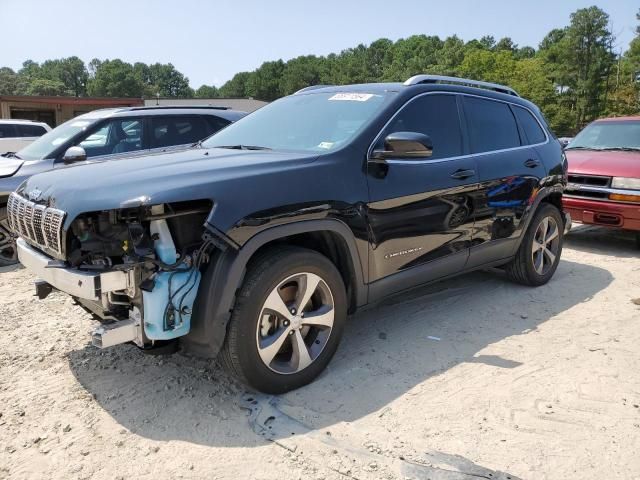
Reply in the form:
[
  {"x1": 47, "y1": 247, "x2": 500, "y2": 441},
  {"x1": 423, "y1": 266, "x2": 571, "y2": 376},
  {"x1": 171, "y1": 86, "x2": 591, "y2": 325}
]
[{"x1": 64, "y1": 200, "x2": 215, "y2": 349}]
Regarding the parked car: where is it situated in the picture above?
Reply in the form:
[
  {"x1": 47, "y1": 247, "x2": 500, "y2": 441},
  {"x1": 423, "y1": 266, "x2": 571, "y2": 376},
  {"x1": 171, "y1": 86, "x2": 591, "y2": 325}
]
[
  {"x1": 0, "y1": 106, "x2": 247, "y2": 266},
  {"x1": 563, "y1": 116, "x2": 640, "y2": 248},
  {"x1": 0, "y1": 119, "x2": 51, "y2": 154},
  {"x1": 9, "y1": 76, "x2": 568, "y2": 393}
]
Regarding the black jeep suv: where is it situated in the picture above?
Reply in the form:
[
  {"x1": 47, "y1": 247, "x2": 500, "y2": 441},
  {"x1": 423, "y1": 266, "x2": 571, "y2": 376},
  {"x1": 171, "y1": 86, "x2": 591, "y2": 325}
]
[{"x1": 10, "y1": 75, "x2": 568, "y2": 393}]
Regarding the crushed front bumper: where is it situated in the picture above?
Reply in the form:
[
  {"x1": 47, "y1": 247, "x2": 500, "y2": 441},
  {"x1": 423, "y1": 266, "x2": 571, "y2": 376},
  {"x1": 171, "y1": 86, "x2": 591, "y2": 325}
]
[{"x1": 16, "y1": 237, "x2": 133, "y2": 301}]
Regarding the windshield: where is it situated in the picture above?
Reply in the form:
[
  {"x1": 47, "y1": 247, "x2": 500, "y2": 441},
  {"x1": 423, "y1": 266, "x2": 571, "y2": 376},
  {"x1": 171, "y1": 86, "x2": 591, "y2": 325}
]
[
  {"x1": 203, "y1": 91, "x2": 392, "y2": 152},
  {"x1": 16, "y1": 117, "x2": 97, "y2": 160},
  {"x1": 567, "y1": 121, "x2": 640, "y2": 151}
]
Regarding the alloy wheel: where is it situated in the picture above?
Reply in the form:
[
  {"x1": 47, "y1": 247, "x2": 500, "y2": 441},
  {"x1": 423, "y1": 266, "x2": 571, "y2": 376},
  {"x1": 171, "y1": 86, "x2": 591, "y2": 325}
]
[
  {"x1": 255, "y1": 272, "x2": 335, "y2": 375},
  {"x1": 531, "y1": 216, "x2": 560, "y2": 276}
]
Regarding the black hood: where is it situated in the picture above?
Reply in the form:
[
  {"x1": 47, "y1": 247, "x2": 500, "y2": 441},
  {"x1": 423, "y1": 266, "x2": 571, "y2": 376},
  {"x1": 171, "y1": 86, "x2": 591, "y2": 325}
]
[{"x1": 18, "y1": 147, "x2": 319, "y2": 230}]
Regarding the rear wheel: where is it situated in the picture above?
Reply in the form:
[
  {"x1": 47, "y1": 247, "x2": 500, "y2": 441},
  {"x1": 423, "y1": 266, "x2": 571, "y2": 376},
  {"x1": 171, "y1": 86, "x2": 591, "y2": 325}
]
[
  {"x1": 506, "y1": 203, "x2": 563, "y2": 286},
  {"x1": 220, "y1": 246, "x2": 347, "y2": 394},
  {"x1": 0, "y1": 208, "x2": 17, "y2": 267}
]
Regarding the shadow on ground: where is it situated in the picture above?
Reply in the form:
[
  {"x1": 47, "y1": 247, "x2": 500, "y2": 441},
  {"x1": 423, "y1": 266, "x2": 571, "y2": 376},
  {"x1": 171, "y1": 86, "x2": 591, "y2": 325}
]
[
  {"x1": 565, "y1": 224, "x2": 639, "y2": 258},
  {"x1": 68, "y1": 254, "x2": 612, "y2": 449}
]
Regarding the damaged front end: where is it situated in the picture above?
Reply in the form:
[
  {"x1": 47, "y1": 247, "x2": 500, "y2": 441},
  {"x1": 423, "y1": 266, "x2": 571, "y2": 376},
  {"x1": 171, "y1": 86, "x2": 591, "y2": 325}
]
[{"x1": 11, "y1": 194, "x2": 216, "y2": 350}]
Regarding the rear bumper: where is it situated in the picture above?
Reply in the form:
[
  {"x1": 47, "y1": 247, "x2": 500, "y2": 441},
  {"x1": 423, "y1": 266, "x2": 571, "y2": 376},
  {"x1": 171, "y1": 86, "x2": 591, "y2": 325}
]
[
  {"x1": 16, "y1": 237, "x2": 132, "y2": 301},
  {"x1": 563, "y1": 196, "x2": 640, "y2": 231}
]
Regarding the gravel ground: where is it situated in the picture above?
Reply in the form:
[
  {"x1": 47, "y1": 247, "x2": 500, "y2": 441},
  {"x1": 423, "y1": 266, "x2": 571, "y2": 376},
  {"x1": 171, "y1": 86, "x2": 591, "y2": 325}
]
[{"x1": 0, "y1": 224, "x2": 639, "y2": 480}]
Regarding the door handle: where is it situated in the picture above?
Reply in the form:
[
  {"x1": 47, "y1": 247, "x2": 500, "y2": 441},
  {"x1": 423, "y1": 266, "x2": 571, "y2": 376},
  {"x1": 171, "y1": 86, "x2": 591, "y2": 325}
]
[
  {"x1": 450, "y1": 169, "x2": 476, "y2": 180},
  {"x1": 524, "y1": 158, "x2": 540, "y2": 168}
]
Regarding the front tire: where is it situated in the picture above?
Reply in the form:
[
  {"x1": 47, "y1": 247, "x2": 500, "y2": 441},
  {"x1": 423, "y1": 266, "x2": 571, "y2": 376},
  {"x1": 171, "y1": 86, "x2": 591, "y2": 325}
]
[
  {"x1": 0, "y1": 208, "x2": 17, "y2": 267},
  {"x1": 506, "y1": 203, "x2": 564, "y2": 286},
  {"x1": 220, "y1": 246, "x2": 347, "y2": 394}
]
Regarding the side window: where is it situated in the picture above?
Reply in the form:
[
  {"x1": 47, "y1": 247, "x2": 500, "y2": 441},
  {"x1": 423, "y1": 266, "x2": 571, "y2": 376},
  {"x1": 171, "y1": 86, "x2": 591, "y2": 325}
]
[
  {"x1": 0, "y1": 124, "x2": 16, "y2": 138},
  {"x1": 78, "y1": 118, "x2": 144, "y2": 157},
  {"x1": 204, "y1": 115, "x2": 231, "y2": 136},
  {"x1": 463, "y1": 97, "x2": 521, "y2": 153},
  {"x1": 513, "y1": 106, "x2": 546, "y2": 145},
  {"x1": 151, "y1": 116, "x2": 208, "y2": 149},
  {"x1": 379, "y1": 94, "x2": 463, "y2": 160},
  {"x1": 17, "y1": 124, "x2": 48, "y2": 137}
]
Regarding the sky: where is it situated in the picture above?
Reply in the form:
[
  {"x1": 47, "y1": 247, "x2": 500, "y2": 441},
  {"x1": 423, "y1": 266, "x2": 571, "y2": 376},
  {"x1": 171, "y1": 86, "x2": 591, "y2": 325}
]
[{"x1": 1, "y1": 0, "x2": 638, "y2": 88}]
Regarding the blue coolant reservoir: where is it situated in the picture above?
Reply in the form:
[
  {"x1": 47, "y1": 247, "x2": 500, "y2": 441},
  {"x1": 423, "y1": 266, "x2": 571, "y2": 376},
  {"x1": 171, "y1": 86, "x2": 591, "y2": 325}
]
[
  {"x1": 143, "y1": 217, "x2": 201, "y2": 340},
  {"x1": 143, "y1": 269, "x2": 201, "y2": 340}
]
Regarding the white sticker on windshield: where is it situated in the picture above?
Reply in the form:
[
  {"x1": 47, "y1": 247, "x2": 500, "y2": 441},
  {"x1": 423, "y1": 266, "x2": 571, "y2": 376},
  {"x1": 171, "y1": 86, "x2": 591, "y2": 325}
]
[
  {"x1": 318, "y1": 141, "x2": 334, "y2": 149},
  {"x1": 329, "y1": 93, "x2": 375, "y2": 102}
]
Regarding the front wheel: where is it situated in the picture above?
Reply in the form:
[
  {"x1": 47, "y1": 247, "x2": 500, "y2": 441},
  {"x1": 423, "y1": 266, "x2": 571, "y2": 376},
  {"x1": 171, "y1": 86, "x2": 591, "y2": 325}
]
[
  {"x1": 220, "y1": 246, "x2": 347, "y2": 394},
  {"x1": 0, "y1": 208, "x2": 18, "y2": 267},
  {"x1": 505, "y1": 203, "x2": 564, "y2": 286}
]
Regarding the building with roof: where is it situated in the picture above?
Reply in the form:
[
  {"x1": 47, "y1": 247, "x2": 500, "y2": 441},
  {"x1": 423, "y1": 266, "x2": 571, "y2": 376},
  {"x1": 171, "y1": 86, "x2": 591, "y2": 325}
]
[
  {"x1": 0, "y1": 95, "x2": 144, "y2": 128},
  {"x1": 0, "y1": 96, "x2": 267, "y2": 129}
]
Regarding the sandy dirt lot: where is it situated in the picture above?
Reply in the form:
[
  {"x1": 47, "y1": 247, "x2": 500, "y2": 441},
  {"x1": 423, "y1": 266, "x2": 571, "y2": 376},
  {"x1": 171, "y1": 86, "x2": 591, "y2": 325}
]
[{"x1": 1, "y1": 224, "x2": 639, "y2": 480}]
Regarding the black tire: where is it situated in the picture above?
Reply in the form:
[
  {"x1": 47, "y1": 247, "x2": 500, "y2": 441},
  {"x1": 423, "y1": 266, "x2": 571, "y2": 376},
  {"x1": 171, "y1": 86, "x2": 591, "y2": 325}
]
[
  {"x1": 219, "y1": 246, "x2": 347, "y2": 394},
  {"x1": 0, "y1": 207, "x2": 17, "y2": 267},
  {"x1": 505, "y1": 203, "x2": 564, "y2": 286}
]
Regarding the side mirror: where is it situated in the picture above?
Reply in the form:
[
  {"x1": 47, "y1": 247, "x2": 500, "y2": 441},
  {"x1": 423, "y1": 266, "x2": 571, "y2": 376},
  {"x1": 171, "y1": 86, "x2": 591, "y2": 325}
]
[
  {"x1": 371, "y1": 132, "x2": 433, "y2": 160},
  {"x1": 62, "y1": 146, "x2": 87, "y2": 164},
  {"x1": 558, "y1": 138, "x2": 571, "y2": 149}
]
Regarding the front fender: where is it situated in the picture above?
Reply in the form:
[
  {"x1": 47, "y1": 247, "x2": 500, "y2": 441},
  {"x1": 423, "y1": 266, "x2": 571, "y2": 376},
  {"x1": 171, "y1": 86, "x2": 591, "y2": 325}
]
[{"x1": 182, "y1": 219, "x2": 367, "y2": 358}]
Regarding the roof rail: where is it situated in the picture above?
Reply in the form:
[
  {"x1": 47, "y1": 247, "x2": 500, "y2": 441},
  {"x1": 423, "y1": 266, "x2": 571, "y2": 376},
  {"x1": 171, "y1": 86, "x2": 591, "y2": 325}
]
[
  {"x1": 294, "y1": 85, "x2": 334, "y2": 94},
  {"x1": 404, "y1": 75, "x2": 519, "y2": 97},
  {"x1": 128, "y1": 105, "x2": 231, "y2": 111}
]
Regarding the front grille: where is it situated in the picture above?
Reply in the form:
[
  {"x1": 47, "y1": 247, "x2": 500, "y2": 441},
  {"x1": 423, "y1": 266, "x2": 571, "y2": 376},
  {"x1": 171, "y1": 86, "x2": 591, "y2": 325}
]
[
  {"x1": 567, "y1": 174, "x2": 611, "y2": 187},
  {"x1": 6, "y1": 193, "x2": 66, "y2": 257}
]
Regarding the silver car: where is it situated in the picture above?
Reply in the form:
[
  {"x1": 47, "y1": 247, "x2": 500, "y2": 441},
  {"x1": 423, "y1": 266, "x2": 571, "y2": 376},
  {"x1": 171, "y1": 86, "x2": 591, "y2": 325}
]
[{"x1": 0, "y1": 106, "x2": 246, "y2": 266}]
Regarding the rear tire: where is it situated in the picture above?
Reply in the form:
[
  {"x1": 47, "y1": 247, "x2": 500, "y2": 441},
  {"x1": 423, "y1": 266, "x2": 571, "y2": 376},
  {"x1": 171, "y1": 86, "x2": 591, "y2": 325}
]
[
  {"x1": 0, "y1": 208, "x2": 17, "y2": 267},
  {"x1": 505, "y1": 203, "x2": 563, "y2": 286},
  {"x1": 220, "y1": 246, "x2": 347, "y2": 394}
]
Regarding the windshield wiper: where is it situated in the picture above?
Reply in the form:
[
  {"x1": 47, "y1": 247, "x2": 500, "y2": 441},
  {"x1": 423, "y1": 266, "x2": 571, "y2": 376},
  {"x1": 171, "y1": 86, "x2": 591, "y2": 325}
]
[
  {"x1": 216, "y1": 145, "x2": 272, "y2": 151},
  {"x1": 1, "y1": 152, "x2": 21, "y2": 159},
  {"x1": 565, "y1": 146, "x2": 595, "y2": 150},
  {"x1": 599, "y1": 147, "x2": 640, "y2": 152}
]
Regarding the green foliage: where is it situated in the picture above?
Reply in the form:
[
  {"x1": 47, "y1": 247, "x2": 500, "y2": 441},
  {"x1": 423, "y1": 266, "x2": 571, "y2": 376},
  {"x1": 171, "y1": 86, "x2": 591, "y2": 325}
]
[
  {"x1": 1, "y1": 5, "x2": 638, "y2": 135},
  {"x1": 194, "y1": 84, "x2": 220, "y2": 98}
]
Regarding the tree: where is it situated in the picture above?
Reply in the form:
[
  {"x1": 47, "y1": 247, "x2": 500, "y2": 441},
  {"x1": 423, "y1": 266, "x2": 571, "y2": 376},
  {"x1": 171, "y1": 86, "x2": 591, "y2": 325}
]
[
  {"x1": 219, "y1": 71, "x2": 251, "y2": 97},
  {"x1": 0, "y1": 67, "x2": 19, "y2": 95},
  {"x1": 495, "y1": 37, "x2": 517, "y2": 52},
  {"x1": 147, "y1": 63, "x2": 193, "y2": 97},
  {"x1": 86, "y1": 59, "x2": 145, "y2": 97},
  {"x1": 246, "y1": 60, "x2": 285, "y2": 100},
  {"x1": 195, "y1": 84, "x2": 220, "y2": 98}
]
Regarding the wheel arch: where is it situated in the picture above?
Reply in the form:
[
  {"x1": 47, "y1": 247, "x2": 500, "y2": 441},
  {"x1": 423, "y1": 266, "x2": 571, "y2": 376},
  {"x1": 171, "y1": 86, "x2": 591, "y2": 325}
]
[{"x1": 183, "y1": 219, "x2": 367, "y2": 358}]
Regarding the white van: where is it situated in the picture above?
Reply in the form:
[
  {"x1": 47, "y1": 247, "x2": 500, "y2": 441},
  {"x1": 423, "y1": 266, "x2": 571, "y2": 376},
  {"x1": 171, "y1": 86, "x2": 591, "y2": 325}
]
[{"x1": 0, "y1": 119, "x2": 51, "y2": 154}]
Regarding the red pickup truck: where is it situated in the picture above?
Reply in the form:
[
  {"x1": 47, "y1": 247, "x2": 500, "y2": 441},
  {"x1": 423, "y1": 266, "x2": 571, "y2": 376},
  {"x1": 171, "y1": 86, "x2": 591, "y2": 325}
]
[{"x1": 563, "y1": 116, "x2": 640, "y2": 248}]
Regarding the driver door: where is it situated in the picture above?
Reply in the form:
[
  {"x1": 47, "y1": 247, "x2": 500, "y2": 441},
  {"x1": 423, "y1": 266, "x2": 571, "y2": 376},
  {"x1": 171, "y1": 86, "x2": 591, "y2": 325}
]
[
  {"x1": 74, "y1": 117, "x2": 149, "y2": 161},
  {"x1": 366, "y1": 93, "x2": 479, "y2": 296}
]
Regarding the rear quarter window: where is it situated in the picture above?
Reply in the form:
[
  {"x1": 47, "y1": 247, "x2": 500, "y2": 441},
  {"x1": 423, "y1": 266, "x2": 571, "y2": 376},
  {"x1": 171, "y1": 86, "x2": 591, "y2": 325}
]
[{"x1": 513, "y1": 106, "x2": 546, "y2": 145}]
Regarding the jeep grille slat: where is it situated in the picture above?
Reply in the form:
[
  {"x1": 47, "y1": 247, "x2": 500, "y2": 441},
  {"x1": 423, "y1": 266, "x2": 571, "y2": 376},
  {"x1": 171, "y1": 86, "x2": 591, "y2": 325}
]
[{"x1": 6, "y1": 192, "x2": 65, "y2": 258}]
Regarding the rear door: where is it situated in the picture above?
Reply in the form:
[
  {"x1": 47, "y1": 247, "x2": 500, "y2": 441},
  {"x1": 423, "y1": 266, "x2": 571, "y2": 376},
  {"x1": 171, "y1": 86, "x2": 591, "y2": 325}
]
[
  {"x1": 366, "y1": 93, "x2": 478, "y2": 294},
  {"x1": 462, "y1": 96, "x2": 548, "y2": 267},
  {"x1": 149, "y1": 115, "x2": 211, "y2": 154}
]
